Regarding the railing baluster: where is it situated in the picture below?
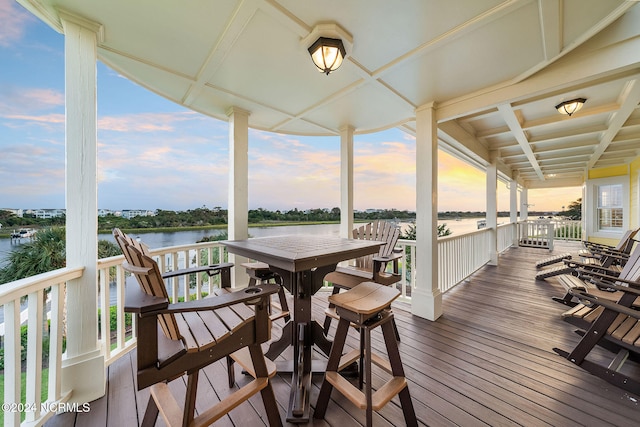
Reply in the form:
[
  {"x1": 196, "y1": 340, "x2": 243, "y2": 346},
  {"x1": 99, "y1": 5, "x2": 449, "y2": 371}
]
[
  {"x1": 48, "y1": 283, "x2": 64, "y2": 403},
  {"x1": 4, "y1": 299, "x2": 21, "y2": 427},
  {"x1": 100, "y1": 266, "x2": 111, "y2": 361},
  {"x1": 116, "y1": 266, "x2": 125, "y2": 350},
  {"x1": 25, "y1": 290, "x2": 44, "y2": 422}
]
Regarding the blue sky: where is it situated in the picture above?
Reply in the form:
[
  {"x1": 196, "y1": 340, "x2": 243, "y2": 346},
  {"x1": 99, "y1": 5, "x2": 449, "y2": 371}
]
[{"x1": 0, "y1": 0, "x2": 580, "y2": 213}]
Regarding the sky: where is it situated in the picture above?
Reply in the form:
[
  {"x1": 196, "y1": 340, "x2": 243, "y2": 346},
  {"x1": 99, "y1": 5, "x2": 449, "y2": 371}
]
[{"x1": 0, "y1": 0, "x2": 581, "y2": 213}]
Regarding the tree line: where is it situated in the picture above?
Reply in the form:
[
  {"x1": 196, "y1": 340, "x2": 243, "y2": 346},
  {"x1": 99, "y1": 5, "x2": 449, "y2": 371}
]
[{"x1": 1, "y1": 207, "x2": 417, "y2": 231}]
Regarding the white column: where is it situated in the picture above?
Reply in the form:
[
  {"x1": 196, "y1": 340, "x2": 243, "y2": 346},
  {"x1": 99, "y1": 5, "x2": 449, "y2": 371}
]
[
  {"x1": 339, "y1": 126, "x2": 354, "y2": 238},
  {"x1": 60, "y1": 11, "x2": 105, "y2": 404},
  {"x1": 510, "y1": 178, "x2": 519, "y2": 247},
  {"x1": 412, "y1": 103, "x2": 442, "y2": 321},
  {"x1": 486, "y1": 162, "x2": 498, "y2": 265},
  {"x1": 520, "y1": 188, "x2": 529, "y2": 220},
  {"x1": 227, "y1": 107, "x2": 250, "y2": 287}
]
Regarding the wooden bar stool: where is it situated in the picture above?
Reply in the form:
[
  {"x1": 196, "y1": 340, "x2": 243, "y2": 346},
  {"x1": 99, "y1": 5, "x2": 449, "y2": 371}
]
[
  {"x1": 314, "y1": 282, "x2": 417, "y2": 427},
  {"x1": 242, "y1": 261, "x2": 290, "y2": 322}
]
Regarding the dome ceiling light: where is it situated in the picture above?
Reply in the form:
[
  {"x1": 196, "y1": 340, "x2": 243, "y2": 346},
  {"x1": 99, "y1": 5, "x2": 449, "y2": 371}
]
[
  {"x1": 555, "y1": 98, "x2": 586, "y2": 116},
  {"x1": 302, "y1": 23, "x2": 353, "y2": 76},
  {"x1": 308, "y1": 37, "x2": 346, "y2": 75}
]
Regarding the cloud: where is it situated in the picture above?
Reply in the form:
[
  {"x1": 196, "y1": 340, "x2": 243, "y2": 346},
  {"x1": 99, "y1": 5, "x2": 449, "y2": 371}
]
[
  {"x1": 99, "y1": 111, "x2": 203, "y2": 133},
  {"x1": 0, "y1": 0, "x2": 33, "y2": 47},
  {"x1": 0, "y1": 86, "x2": 64, "y2": 115}
]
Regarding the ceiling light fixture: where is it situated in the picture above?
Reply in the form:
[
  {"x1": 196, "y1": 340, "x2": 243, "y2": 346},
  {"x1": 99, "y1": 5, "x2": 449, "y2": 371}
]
[
  {"x1": 302, "y1": 23, "x2": 353, "y2": 76},
  {"x1": 308, "y1": 37, "x2": 346, "y2": 75},
  {"x1": 555, "y1": 98, "x2": 586, "y2": 116}
]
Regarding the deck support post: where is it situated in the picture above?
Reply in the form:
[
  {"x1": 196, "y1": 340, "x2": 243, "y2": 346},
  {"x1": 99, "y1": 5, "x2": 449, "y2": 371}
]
[
  {"x1": 339, "y1": 126, "x2": 355, "y2": 238},
  {"x1": 411, "y1": 103, "x2": 442, "y2": 321},
  {"x1": 60, "y1": 11, "x2": 105, "y2": 404},
  {"x1": 486, "y1": 162, "x2": 498, "y2": 265},
  {"x1": 227, "y1": 107, "x2": 251, "y2": 288},
  {"x1": 521, "y1": 188, "x2": 529, "y2": 221},
  {"x1": 510, "y1": 177, "x2": 519, "y2": 247}
]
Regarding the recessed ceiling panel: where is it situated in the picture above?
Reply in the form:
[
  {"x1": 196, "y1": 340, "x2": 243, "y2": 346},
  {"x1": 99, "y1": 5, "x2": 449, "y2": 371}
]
[{"x1": 382, "y1": 1, "x2": 544, "y2": 106}]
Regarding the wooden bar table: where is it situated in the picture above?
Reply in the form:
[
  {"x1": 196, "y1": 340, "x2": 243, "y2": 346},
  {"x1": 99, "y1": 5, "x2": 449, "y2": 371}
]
[{"x1": 224, "y1": 235, "x2": 383, "y2": 423}]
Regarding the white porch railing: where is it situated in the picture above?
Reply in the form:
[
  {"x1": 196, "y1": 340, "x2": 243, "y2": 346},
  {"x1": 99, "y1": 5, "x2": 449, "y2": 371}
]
[
  {"x1": 437, "y1": 228, "x2": 492, "y2": 293},
  {"x1": 0, "y1": 267, "x2": 82, "y2": 427},
  {"x1": 550, "y1": 219, "x2": 582, "y2": 241}
]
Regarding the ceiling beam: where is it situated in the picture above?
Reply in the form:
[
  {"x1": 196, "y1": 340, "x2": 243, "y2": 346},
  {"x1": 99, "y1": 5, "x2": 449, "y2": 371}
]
[
  {"x1": 538, "y1": 0, "x2": 561, "y2": 61},
  {"x1": 497, "y1": 104, "x2": 544, "y2": 180},
  {"x1": 587, "y1": 78, "x2": 640, "y2": 168}
]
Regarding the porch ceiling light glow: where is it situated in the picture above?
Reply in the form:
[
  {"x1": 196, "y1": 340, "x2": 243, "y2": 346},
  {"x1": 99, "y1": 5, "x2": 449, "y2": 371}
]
[
  {"x1": 308, "y1": 37, "x2": 346, "y2": 75},
  {"x1": 302, "y1": 23, "x2": 353, "y2": 76},
  {"x1": 555, "y1": 98, "x2": 586, "y2": 116}
]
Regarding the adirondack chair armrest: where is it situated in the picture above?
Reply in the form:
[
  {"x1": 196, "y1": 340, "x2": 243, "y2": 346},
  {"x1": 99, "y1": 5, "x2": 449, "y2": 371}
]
[
  {"x1": 581, "y1": 270, "x2": 640, "y2": 289},
  {"x1": 161, "y1": 262, "x2": 233, "y2": 279},
  {"x1": 575, "y1": 266, "x2": 621, "y2": 280},
  {"x1": 124, "y1": 280, "x2": 169, "y2": 314},
  {"x1": 569, "y1": 289, "x2": 640, "y2": 317},
  {"x1": 160, "y1": 284, "x2": 280, "y2": 314},
  {"x1": 589, "y1": 249, "x2": 630, "y2": 258},
  {"x1": 565, "y1": 259, "x2": 607, "y2": 270},
  {"x1": 122, "y1": 261, "x2": 153, "y2": 275}
]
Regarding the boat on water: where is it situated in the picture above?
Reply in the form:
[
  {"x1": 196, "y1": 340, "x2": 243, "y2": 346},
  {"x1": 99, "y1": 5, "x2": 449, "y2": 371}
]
[{"x1": 10, "y1": 228, "x2": 37, "y2": 239}]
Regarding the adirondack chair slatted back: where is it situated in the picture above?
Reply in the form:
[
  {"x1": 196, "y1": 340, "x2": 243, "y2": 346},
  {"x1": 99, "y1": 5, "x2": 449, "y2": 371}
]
[
  {"x1": 618, "y1": 244, "x2": 640, "y2": 284},
  {"x1": 353, "y1": 220, "x2": 400, "y2": 271},
  {"x1": 622, "y1": 229, "x2": 639, "y2": 253},
  {"x1": 113, "y1": 228, "x2": 181, "y2": 341}
]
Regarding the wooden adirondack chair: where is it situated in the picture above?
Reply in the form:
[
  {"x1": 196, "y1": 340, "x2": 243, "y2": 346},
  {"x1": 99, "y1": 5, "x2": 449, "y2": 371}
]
[
  {"x1": 114, "y1": 229, "x2": 283, "y2": 427},
  {"x1": 553, "y1": 249, "x2": 640, "y2": 395},
  {"x1": 579, "y1": 228, "x2": 638, "y2": 258},
  {"x1": 551, "y1": 245, "x2": 640, "y2": 306},
  {"x1": 323, "y1": 220, "x2": 402, "y2": 335}
]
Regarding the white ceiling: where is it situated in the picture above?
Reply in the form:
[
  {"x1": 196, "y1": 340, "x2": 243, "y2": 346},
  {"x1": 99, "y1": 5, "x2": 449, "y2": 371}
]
[{"x1": 18, "y1": 0, "x2": 640, "y2": 189}]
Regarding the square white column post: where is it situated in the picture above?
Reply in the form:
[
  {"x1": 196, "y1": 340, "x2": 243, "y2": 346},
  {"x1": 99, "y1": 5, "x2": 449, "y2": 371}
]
[
  {"x1": 60, "y1": 11, "x2": 105, "y2": 403},
  {"x1": 227, "y1": 107, "x2": 250, "y2": 287},
  {"x1": 520, "y1": 188, "x2": 529, "y2": 220},
  {"x1": 411, "y1": 103, "x2": 442, "y2": 321},
  {"x1": 510, "y1": 178, "x2": 519, "y2": 247},
  {"x1": 339, "y1": 126, "x2": 354, "y2": 238},
  {"x1": 486, "y1": 162, "x2": 498, "y2": 265}
]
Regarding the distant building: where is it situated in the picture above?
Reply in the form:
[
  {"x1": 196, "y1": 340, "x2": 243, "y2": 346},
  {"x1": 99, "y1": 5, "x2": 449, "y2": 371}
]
[
  {"x1": 121, "y1": 209, "x2": 154, "y2": 219},
  {"x1": 1, "y1": 208, "x2": 24, "y2": 217},
  {"x1": 34, "y1": 209, "x2": 66, "y2": 219}
]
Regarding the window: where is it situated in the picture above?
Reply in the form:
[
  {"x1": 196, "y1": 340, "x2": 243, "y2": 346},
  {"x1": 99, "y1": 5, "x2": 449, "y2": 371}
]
[
  {"x1": 585, "y1": 176, "x2": 629, "y2": 239},
  {"x1": 597, "y1": 183, "x2": 623, "y2": 230}
]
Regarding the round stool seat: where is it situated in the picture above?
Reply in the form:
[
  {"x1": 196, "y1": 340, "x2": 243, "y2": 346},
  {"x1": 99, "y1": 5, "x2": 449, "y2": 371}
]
[{"x1": 329, "y1": 281, "x2": 400, "y2": 324}]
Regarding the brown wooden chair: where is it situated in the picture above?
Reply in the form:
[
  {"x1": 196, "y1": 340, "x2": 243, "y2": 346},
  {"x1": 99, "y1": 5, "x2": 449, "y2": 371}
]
[
  {"x1": 554, "y1": 280, "x2": 640, "y2": 396},
  {"x1": 114, "y1": 229, "x2": 282, "y2": 427},
  {"x1": 550, "y1": 245, "x2": 640, "y2": 307},
  {"x1": 323, "y1": 220, "x2": 402, "y2": 335},
  {"x1": 579, "y1": 228, "x2": 638, "y2": 258}
]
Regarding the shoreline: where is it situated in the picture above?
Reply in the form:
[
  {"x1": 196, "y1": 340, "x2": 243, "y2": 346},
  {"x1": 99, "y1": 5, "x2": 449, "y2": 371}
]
[{"x1": 0, "y1": 220, "x2": 349, "y2": 239}]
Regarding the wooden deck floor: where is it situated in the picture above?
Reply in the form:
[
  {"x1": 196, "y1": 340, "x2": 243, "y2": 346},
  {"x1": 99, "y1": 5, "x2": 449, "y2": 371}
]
[{"x1": 46, "y1": 242, "x2": 639, "y2": 426}]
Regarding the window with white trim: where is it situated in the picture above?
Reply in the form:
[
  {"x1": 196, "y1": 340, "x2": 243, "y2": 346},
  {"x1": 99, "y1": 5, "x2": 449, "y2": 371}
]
[
  {"x1": 597, "y1": 183, "x2": 623, "y2": 230},
  {"x1": 585, "y1": 175, "x2": 629, "y2": 239}
]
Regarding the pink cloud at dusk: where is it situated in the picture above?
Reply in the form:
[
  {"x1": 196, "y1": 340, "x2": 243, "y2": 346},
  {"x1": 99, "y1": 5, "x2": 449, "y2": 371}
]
[{"x1": 0, "y1": 0, "x2": 33, "y2": 47}]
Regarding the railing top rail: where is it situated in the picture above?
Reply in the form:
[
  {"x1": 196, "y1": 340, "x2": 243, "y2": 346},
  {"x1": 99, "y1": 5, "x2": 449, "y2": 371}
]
[
  {"x1": 147, "y1": 240, "x2": 224, "y2": 256},
  {"x1": 0, "y1": 266, "x2": 84, "y2": 304},
  {"x1": 438, "y1": 226, "x2": 492, "y2": 242}
]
